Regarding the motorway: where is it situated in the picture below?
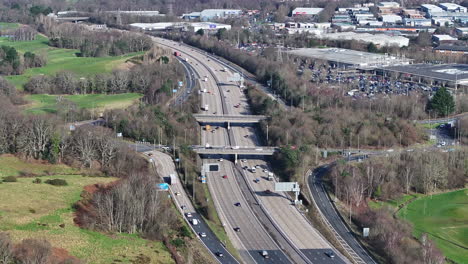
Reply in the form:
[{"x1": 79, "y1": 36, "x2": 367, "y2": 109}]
[
  {"x1": 154, "y1": 37, "x2": 293, "y2": 264},
  {"x1": 154, "y1": 37, "x2": 350, "y2": 264}
]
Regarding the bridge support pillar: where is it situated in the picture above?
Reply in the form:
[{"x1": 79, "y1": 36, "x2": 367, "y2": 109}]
[
  {"x1": 227, "y1": 121, "x2": 231, "y2": 130},
  {"x1": 322, "y1": 150, "x2": 328, "y2": 158},
  {"x1": 234, "y1": 153, "x2": 238, "y2": 164}
]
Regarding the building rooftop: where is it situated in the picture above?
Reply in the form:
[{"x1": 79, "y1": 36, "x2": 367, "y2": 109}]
[
  {"x1": 286, "y1": 48, "x2": 411, "y2": 69},
  {"x1": 434, "y1": 45, "x2": 468, "y2": 52},
  {"x1": 382, "y1": 64, "x2": 468, "y2": 84},
  {"x1": 292, "y1": 8, "x2": 324, "y2": 15},
  {"x1": 433, "y1": 34, "x2": 458, "y2": 41}
]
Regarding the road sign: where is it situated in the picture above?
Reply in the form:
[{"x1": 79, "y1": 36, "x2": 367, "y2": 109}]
[
  {"x1": 172, "y1": 89, "x2": 178, "y2": 93},
  {"x1": 274, "y1": 182, "x2": 300, "y2": 192},
  {"x1": 178, "y1": 81, "x2": 183, "y2": 87},
  {"x1": 117, "y1": 133, "x2": 122, "y2": 137},
  {"x1": 69, "y1": 125, "x2": 76, "y2": 131},
  {"x1": 363, "y1": 228, "x2": 370, "y2": 237}
]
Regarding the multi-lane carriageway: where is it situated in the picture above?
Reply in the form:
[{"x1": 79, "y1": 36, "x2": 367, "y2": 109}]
[{"x1": 154, "y1": 37, "x2": 349, "y2": 264}]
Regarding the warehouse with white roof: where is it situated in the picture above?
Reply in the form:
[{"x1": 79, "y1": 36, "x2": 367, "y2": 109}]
[{"x1": 292, "y1": 8, "x2": 323, "y2": 17}]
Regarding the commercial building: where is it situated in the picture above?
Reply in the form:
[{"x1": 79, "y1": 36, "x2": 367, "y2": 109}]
[
  {"x1": 439, "y1": 3, "x2": 467, "y2": 13},
  {"x1": 455, "y1": 27, "x2": 468, "y2": 36},
  {"x1": 381, "y1": 14, "x2": 403, "y2": 23},
  {"x1": 402, "y1": 9, "x2": 425, "y2": 19},
  {"x1": 292, "y1": 8, "x2": 324, "y2": 17},
  {"x1": 199, "y1": 9, "x2": 242, "y2": 21},
  {"x1": 355, "y1": 26, "x2": 435, "y2": 35},
  {"x1": 182, "y1": 12, "x2": 201, "y2": 20},
  {"x1": 377, "y1": 2, "x2": 400, "y2": 8},
  {"x1": 403, "y1": 18, "x2": 432, "y2": 27},
  {"x1": 188, "y1": 22, "x2": 231, "y2": 32},
  {"x1": 381, "y1": 64, "x2": 468, "y2": 88},
  {"x1": 434, "y1": 45, "x2": 468, "y2": 55},
  {"x1": 286, "y1": 48, "x2": 411, "y2": 69},
  {"x1": 421, "y1": 4, "x2": 444, "y2": 17},
  {"x1": 433, "y1": 34, "x2": 458, "y2": 45},
  {"x1": 432, "y1": 18, "x2": 454, "y2": 27}
]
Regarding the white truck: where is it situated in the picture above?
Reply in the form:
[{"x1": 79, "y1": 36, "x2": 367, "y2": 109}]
[
  {"x1": 267, "y1": 172, "x2": 274, "y2": 181},
  {"x1": 169, "y1": 174, "x2": 177, "y2": 185}
]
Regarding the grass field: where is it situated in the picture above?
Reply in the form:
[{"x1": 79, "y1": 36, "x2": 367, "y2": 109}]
[
  {"x1": 397, "y1": 189, "x2": 468, "y2": 264},
  {"x1": 368, "y1": 193, "x2": 424, "y2": 210},
  {"x1": 0, "y1": 33, "x2": 142, "y2": 89},
  {"x1": 25, "y1": 93, "x2": 143, "y2": 114},
  {"x1": 0, "y1": 155, "x2": 173, "y2": 264}
]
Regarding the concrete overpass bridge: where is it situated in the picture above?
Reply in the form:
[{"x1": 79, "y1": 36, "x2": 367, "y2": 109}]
[
  {"x1": 193, "y1": 146, "x2": 277, "y2": 160},
  {"x1": 193, "y1": 114, "x2": 268, "y2": 125}
]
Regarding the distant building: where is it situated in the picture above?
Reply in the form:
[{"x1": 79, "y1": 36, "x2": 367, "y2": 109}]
[
  {"x1": 433, "y1": 34, "x2": 458, "y2": 45},
  {"x1": 182, "y1": 12, "x2": 201, "y2": 20},
  {"x1": 434, "y1": 45, "x2": 468, "y2": 54},
  {"x1": 199, "y1": 9, "x2": 242, "y2": 21},
  {"x1": 377, "y1": 2, "x2": 400, "y2": 8},
  {"x1": 105, "y1": 11, "x2": 164, "y2": 17},
  {"x1": 432, "y1": 18, "x2": 454, "y2": 27},
  {"x1": 439, "y1": 3, "x2": 467, "y2": 13},
  {"x1": 129, "y1": 22, "x2": 231, "y2": 32},
  {"x1": 403, "y1": 18, "x2": 432, "y2": 27},
  {"x1": 188, "y1": 22, "x2": 231, "y2": 32},
  {"x1": 292, "y1": 8, "x2": 324, "y2": 17},
  {"x1": 317, "y1": 32, "x2": 409, "y2": 47},
  {"x1": 381, "y1": 14, "x2": 403, "y2": 23},
  {"x1": 455, "y1": 27, "x2": 468, "y2": 36},
  {"x1": 421, "y1": 4, "x2": 444, "y2": 17}
]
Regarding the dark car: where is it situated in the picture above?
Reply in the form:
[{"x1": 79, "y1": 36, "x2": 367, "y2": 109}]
[
  {"x1": 264, "y1": 189, "x2": 272, "y2": 194},
  {"x1": 215, "y1": 252, "x2": 224, "y2": 257},
  {"x1": 234, "y1": 202, "x2": 241, "y2": 207},
  {"x1": 325, "y1": 251, "x2": 335, "y2": 258},
  {"x1": 234, "y1": 227, "x2": 241, "y2": 232}
]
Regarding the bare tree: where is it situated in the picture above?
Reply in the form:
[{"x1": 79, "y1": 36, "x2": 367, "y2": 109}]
[
  {"x1": 14, "y1": 239, "x2": 51, "y2": 264},
  {"x1": 0, "y1": 233, "x2": 12, "y2": 264}
]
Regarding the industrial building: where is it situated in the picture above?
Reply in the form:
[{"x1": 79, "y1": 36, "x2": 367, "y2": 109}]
[
  {"x1": 381, "y1": 14, "x2": 403, "y2": 23},
  {"x1": 317, "y1": 32, "x2": 409, "y2": 47},
  {"x1": 455, "y1": 27, "x2": 468, "y2": 36},
  {"x1": 434, "y1": 45, "x2": 468, "y2": 55},
  {"x1": 286, "y1": 48, "x2": 411, "y2": 69},
  {"x1": 291, "y1": 8, "x2": 323, "y2": 17},
  {"x1": 104, "y1": 11, "x2": 164, "y2": 16}
]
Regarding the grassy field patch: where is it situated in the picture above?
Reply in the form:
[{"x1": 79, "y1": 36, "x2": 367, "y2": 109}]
[
  {"x1": 24, "y1": 93, "x2": 142, "y2": 114},
  {"x1": 0, "y1": 155, "x2": 77, "y2": 177},
  {"x1": 397, "y1": 189, "x2": 468, "y2": 264},
  {"x1": 0, "y1": 156, "x2": 173, "y2": 263},
  {"x1": 369, "y1": 193, "x2": 424, "y2": 210},
  {"x1": 0, "y1": 34, "x2": 142, "y2": 89}
]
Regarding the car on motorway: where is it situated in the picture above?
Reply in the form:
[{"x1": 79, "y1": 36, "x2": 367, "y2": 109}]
[
  {"x1": 234, "y1": 227, "x2": 241, "y2": 232},
  {"x1": 185, "y1": 212, "x2": 192, "y2": 218},
  {"x1": 234, "y1": 202, "x2": 241, "y2": 207},
  {"x1": 261, "y1": 250, "x2": 269, "y2": 259},
  {"x1": 175, "y1": 192, "x2": 181, "y2": 196},
  {"x1": 241, "y1": 159, "x2": 247, "y2": 162},
  {"x1": 199, "y1": 232, "x2": 207, "y2": 238},
  {"x1": 191, "y1": 219, "x2": 199, "y2": 225},
  {"x1": 325, "y1": 251, "x2": 335, "y2": 258},
  {"x1": 219, "y1": 158, "x2": 223, "y2": 162},
  {"x1": 264, "y1": 189, "x2": 272, "y2": 194},
  {"x1": 215, "y1": 252, "x2": 224, "y2": 257},
  {"x1": 181, "y1": 205, "x2": 187, "y2": 210},
  {"x1": 222, "y1": 175, "x2": 228, "y2": 179},
  {"x1": 254, "y1": 178, "x2": 260, "y2": 183}
]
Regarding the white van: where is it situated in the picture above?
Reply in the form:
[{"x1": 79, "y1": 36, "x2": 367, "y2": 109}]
[{"x1": 192, "y1": 219, "x2": 199, "y2": 226}]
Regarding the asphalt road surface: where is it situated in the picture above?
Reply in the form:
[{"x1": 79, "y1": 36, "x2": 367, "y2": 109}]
[{"x1": 308, "y1": 165, "x2": 376, "y2": 264}]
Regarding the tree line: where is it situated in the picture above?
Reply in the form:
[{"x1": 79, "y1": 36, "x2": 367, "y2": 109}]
[{"x1": 35, "y1": 16, "x2": 152, "y2": 57}]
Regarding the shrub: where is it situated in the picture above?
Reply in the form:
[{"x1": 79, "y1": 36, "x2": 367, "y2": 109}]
[
  {"x1": 170, "y1": 238, "x2": 185, "y2": 248},
  {"x1": 3, "y1": 176, "x2": 17, "y2": 182},
  {"x1": 180, "y1": 225, "x2": 192, "y2": 238},
  {"x1": 44, "y1": 179, "x2": 68, "y2": 186},
  {"x1": 32, "y1": 178, "x2": 42, "y2": 184}
]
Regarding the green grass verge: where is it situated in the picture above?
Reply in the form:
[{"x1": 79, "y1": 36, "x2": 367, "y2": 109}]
[
  {"x1": 419, "y1": 123, "x2": 444, "y2": 129},
  {"x1": 0, "y1": 154, "x2": 77, "y2": 177},
  {"x1": 24, "y1": 93, "x2": 142, "y2": 114},
  {"x1": 397, "y1": 189, "x2": 468, "y2": 264},
  {"x1": 0, "y1": 34, "x2": 142, "y2": 89},
  {"x1": 0, "y1": 156, "x2": 173, "y2": 264}
]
